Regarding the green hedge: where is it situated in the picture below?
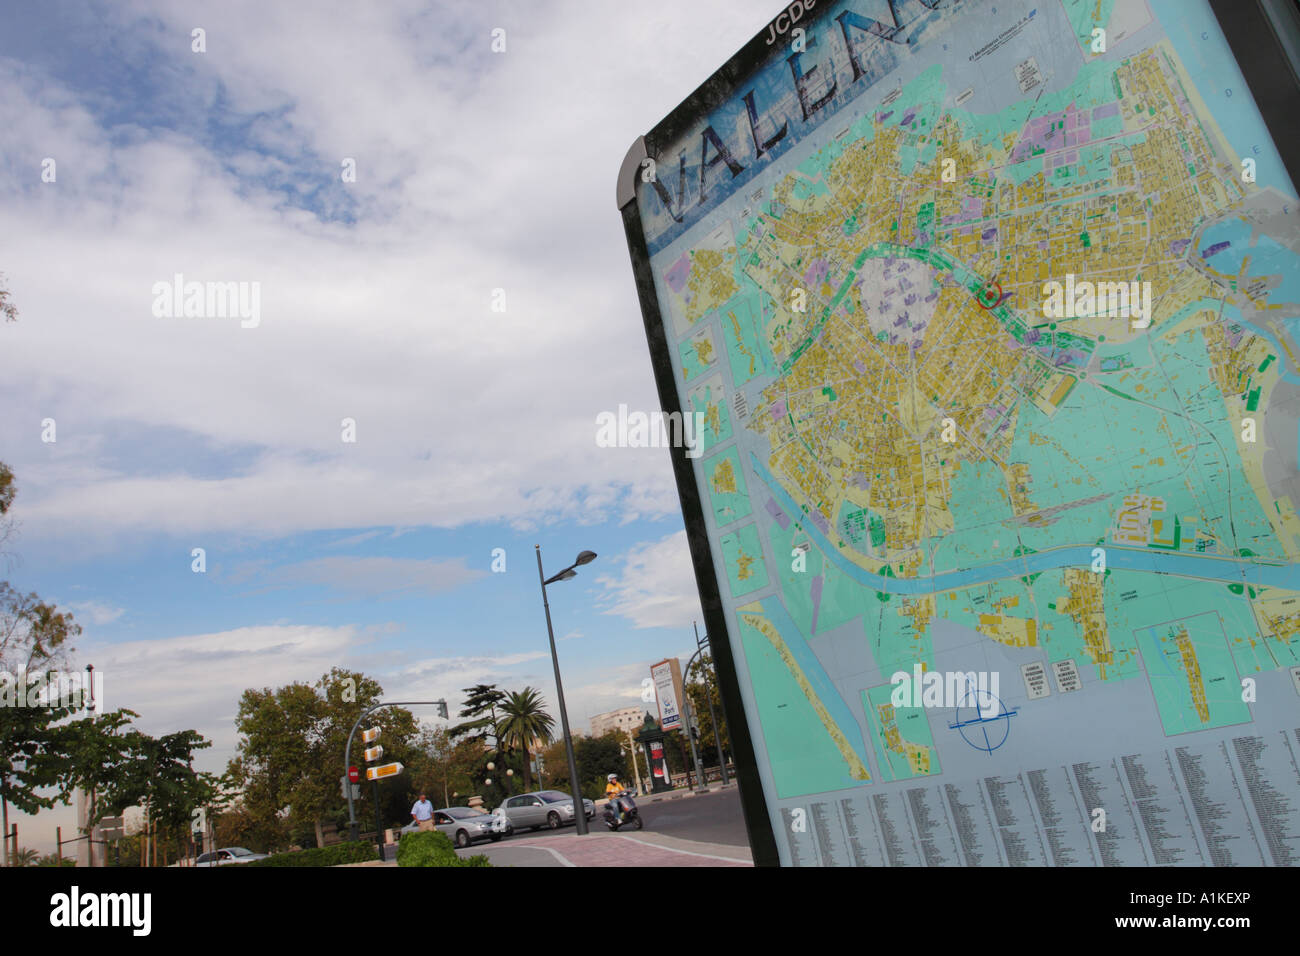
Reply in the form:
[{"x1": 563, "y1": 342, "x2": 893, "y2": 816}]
[
  {"x1": 242, "y1": 841, "x2": 378, "y2": 867},
  {"x1": 396, "y1": 830, "x2": 492, "y2": 867}
]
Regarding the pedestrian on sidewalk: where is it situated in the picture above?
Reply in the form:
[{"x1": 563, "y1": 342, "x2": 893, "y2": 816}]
[{"x1": 411, "y1": 792, "x2": 435, "y2": 832}]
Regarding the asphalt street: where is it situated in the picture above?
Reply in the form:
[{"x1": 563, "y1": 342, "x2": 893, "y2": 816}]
[
  {"x1": 636, "y1": 787, "x2": 749, "y2": 846},
  {"x1": 450, "y1": 787, "x2": 751, "y2": 866}
]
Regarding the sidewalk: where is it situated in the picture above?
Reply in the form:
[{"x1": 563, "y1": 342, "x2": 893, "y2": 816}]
[
  {"x1": 347, "y1": 828, "x2": 753, "y2": 867},
  {"x1": 616, "y1": 781, "x2": 738, "y2": 807},
  {"x1": 484, "y1": 828, "x2": 752, "y2": 867}
]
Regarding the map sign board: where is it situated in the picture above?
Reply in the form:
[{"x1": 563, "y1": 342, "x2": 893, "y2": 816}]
[{"x1": 619, "y1": 0, "x2": 1300, "y2": 866}]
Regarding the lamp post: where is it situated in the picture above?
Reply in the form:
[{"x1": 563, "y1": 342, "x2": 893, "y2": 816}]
[
  {"x1": 692, "y1": 622, "x2": 729, "y2": 785},
  {"x1": 536, "y1": 545, "x2": 596, "y2": 836},
  {"x1": 624, "y1": 728, "x2": 645, "y2": 794}
]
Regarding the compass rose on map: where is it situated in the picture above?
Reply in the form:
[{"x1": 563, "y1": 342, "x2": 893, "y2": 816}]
[{"x1": 948, "y1": 685, "x2": 1018, "y2": 753}]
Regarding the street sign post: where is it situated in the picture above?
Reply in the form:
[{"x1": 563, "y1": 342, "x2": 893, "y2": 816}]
[{"x1": 343, "y1": 699, "x2": 448, "y2": 843}]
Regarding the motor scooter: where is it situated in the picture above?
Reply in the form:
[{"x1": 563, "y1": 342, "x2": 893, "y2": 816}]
[{"x1": 602, "y1": 789, "x2": 643, "y2": 831}]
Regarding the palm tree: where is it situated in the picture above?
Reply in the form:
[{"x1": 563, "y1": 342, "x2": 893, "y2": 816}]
[
  {"x1": 495, "y1": 688, "x2": 555, "y2": 791},
  {"x1": 11, "y1": 846, "x2": 38, "y2": 866}
]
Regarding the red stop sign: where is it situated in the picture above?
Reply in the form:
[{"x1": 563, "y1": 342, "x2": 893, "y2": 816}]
[{"x1": 348, "y1": 766, "x2": 359, "y2": 783}]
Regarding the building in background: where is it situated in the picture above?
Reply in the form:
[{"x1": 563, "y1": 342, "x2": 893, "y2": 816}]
[{"x1": 590, "y1": 706, "x2": 648, "y2": 738}]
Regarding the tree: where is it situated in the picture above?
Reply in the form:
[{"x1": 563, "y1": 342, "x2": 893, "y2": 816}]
[
  {"x1": 227, "y1": 668, "x2": 417, "y2": 848},
  {"x1": 495, "y1": 687, "x2": 555, "y2": 791},
  {"x1": 52, "y1": 708, "x2": 141, "y2": 861},
  {"x1": 114, "y1": 728, "x2": 212, "y2": 866},
  {"x1": 10, "y1": 846, "x2": 38, "y2": 866},
  {"x1": 0, "y1": 451, "x2": 82, "y2": 865},
  {"x1": 0, "y1": 582, "x2": 81, "y2": 675},
  {"x1": 406, "y1": 725, "x2": 478, "y2": 807},
  {"x1": 573, "y1": 731, "x2": 633, "y2": 800},
  {"x1": 449, "y1": 684, "x2": 506, "y2": 747},
  {"x1": 685, "y1": 653, "x2": 730, "y2": 766},
  {"x1": 0, "y1": 273, "x2": 16, "y2": 323},
  {"x1": 0, "y1": 578, "x2": 82, "y2": 866}
]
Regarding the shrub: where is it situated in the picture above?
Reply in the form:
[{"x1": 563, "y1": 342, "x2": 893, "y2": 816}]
[
  {"x1": 241, "y1": 841, "x2": 378, "y2": 867},
  {"x1": 396, "y1": 830, "x2": 492, "y2": 867}
]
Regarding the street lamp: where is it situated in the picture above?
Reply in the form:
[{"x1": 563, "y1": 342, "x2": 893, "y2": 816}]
[
  {"x1": 691, "y1": 622, "x2": 729, "y2": 785},
  {"x1": 536, "y1": 545, "x2": 596, "y2": 836},
  {"x1": 483, "y1": 761, "x2": 514, "y2": 793}
]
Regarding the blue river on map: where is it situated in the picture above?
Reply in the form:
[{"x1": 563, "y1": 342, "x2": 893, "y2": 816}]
[{"x1": 746, "y1": 455, "x2": 1300, "y2": 594}]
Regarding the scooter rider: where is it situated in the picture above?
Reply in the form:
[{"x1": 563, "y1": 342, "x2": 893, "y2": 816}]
[{"x1": 605, "y1": 773, "x2": 627, "y2": 824}]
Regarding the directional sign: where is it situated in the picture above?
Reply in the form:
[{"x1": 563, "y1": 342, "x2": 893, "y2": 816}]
[
  {"x1": 363, "y1": 744, "x2": 383, "y2": 762},
  {"x1": 365, "y1": 761, "x2": 403, "y2": 781},
  {"x1": 361, "y1": 727, "x2": 380, "y2": 744}
]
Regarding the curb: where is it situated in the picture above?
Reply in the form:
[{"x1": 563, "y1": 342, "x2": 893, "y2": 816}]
[{"x1": 636, "y1": 783, "x2": 736, "y2": 804}]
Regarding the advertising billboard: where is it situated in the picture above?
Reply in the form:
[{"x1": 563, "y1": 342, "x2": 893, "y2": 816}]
[
  {"x1": 651, "y1": 657, "x2": 686, "y2": 731},
  {"x1": 619, "y1": 0, "x2": 1300, "y2": 866}
]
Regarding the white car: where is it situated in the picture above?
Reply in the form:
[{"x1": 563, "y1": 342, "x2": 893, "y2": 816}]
[{"x1": 194, "y1": 847, "x2": 268, "y2": 866}]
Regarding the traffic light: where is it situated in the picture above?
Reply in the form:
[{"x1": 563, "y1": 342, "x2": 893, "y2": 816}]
[{"x1": 436, "y1": 701, "x2": 448, "y2": 719}]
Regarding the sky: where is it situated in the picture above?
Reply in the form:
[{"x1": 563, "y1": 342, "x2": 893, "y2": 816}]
[{"x1": 0, "y1": 0, "x2": 776, "y2": 852}]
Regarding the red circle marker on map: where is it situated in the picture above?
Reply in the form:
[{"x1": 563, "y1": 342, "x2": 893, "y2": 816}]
[{"x1": 976, "y1": 280, "x2": 1002, "y2": 309}]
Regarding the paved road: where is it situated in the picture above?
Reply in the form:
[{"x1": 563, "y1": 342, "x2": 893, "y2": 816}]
[
  {"x1": 459, "y1": 829, "x2": 750, "y2": 867},
  {"x1": 481, "y1": 787, "x2": 748, "y2": 847},
  {"x1": 449, "y1": 787, "x2": 752, "y2": 866},
  {"x1": 639, "y1": 788, "x2": 749, "y2": 846}
]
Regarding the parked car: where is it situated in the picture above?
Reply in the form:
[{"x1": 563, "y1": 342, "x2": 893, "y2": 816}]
[
  {"x1": 496, "y1": 790, "x2": 595, "y2": 831},
  {"x1": 194, "y1": 847, "x2": 268, "y2": 866},
  {"x1": 400, "y1": 806, "x2": 509, "y2": 848}
]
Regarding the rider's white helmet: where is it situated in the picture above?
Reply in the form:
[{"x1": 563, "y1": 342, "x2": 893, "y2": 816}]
[{"x1": 607, "y1": 773, "x2": 618, "y2": 782}]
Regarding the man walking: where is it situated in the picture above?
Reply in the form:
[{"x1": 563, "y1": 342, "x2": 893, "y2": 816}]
[{"x1": 411, "y1": 792, "x2": 435, "y2": 832}]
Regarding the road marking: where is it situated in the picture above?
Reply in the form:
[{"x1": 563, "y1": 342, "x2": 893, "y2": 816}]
[
  {"x1": 493, "y1": 844, "x2": 576, "y2": 867},
  {"x1": 609, "y1": 834, "x2": 753, "y2": 864}
]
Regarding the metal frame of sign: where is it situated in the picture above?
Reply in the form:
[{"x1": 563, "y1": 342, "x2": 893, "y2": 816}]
[{"x1": 617, "y1": 0, "x2": 1300, "y2": 868}]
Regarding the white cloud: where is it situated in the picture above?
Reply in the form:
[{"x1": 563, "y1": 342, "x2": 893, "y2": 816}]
[
  {"x1": 595, "y1": 530, "x2": 704, "y2": 629},
  {"x1": 257, "y1": 555, "x2": 486, "y2": 598},
  {"x1": 66, "y1": 600, "x2": 126, "y2": 626},
  {"x1": 0, "y1": 0, "x2": 771, "y2": 543}
]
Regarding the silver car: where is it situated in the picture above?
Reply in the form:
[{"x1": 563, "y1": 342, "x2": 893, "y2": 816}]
[
  {"x1": 401, "y1": 806, "x2": 509, "y2": 849},
  {"x1": 496, "y1": 790, "x2": 595, "y2": 831},
  {"x1": 194, "y1": 847, "x2": 268, "y2": 866}
]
